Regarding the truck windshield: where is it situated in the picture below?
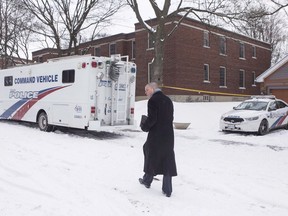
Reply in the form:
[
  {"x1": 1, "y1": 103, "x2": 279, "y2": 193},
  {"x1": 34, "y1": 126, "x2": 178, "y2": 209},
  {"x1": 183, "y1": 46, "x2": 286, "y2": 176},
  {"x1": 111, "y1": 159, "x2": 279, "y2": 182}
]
[{"x1": 235, "y1": 101, "x2": 268, "y2": 111}]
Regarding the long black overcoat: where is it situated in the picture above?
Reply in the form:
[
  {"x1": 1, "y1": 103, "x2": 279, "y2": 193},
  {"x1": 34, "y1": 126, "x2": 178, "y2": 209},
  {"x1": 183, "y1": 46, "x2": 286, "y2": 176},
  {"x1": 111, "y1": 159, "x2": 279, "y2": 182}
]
[{"x1": 140, "y1": 91, "x2": 177, "y2": 176}]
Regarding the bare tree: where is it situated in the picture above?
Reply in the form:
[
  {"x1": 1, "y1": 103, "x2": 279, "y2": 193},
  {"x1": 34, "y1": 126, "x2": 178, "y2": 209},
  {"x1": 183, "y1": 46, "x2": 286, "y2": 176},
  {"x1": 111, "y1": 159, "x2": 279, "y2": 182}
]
[
  {"x1": 126, "y1": 0, "x2": 288, "y2": 86},
  {"x1": 22, "y1": 0, "x2": 125, "y2": 55},
  {"x1": 236, "y1": 6, "x2": 287, "y2": 64},
  {"x1": 22, "y1": 0, "x2": 64, "y2": 56},
  {"x1": 0, "y1": 0, "x2": 32, "y2": 69}
]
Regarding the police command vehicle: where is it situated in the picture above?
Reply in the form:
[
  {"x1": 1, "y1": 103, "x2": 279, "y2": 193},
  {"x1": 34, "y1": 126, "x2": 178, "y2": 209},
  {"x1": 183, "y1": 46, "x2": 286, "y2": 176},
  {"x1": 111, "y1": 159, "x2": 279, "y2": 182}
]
[{"x1": 0, "y1": 55, "x2": 137, "y2": 132}]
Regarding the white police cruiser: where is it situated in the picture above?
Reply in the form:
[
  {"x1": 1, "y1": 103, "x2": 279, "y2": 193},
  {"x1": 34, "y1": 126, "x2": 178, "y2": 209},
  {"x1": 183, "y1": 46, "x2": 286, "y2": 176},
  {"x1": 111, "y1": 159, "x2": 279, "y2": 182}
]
[{"x1": 220, "y1": 96, "x2": 288, "y2": 135}]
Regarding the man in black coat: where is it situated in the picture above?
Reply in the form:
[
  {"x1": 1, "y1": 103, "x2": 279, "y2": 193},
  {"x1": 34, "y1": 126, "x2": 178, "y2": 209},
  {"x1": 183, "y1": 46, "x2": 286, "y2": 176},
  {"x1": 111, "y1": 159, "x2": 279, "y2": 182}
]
[{"x1": 139, "y1": 82, "x2": 177, "y2": 197}]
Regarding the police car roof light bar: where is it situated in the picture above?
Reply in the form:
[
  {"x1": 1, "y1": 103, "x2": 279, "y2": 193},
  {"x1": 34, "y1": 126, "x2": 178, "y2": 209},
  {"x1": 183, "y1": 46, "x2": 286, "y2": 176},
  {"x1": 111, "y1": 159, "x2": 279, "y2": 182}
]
[{"x1": 250, "y1": 95, "x2": 276, "y2": 100}]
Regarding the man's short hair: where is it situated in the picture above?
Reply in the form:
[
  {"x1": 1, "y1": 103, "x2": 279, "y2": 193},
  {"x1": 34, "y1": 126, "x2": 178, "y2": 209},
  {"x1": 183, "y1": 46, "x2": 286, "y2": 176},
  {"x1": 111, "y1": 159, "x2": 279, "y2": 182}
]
[{"x1": 146, "y1": 82, "x2": 158, "y2": 90}]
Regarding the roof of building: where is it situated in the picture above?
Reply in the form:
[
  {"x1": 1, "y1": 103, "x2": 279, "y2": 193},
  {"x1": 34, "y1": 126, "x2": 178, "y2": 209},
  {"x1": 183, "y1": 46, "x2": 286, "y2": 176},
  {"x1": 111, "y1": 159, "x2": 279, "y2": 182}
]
[{"x1": 256, "y1": 55, "x2": 288, "y2": 82}]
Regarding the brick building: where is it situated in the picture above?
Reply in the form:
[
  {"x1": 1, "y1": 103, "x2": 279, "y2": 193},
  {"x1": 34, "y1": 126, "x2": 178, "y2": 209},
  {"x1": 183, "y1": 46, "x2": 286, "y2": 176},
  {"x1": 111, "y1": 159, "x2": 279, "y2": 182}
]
[
  {"x1": 32, "y1": 33, "x2": 135, "y2": 62},
  {"x1": 32, "y1": 16, "x2": 272, "y2": 101}
]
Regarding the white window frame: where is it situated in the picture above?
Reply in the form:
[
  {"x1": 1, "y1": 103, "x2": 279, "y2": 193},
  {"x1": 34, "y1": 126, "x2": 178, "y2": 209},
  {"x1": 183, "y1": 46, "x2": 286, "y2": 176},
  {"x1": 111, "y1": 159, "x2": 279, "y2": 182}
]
[
  {"x1": 131, "y1": 40, "x2": 136, "y2": 59},
  {"x1": 239, "y1": 42, "x2": 245, "y2": 59},
  {"x1": 204, "y1": 64, "x2": 210, "y2": 82},
  {"x1": 219, "y1": 36, "x2": 227, "y2": 55},
  {"x1": 239, "y1": 69, "x2": 246, "y2": 89},
  {"x1": 81, "y1": 49, "x2": 87, "y2": 55},
  {"x1": 148, "y1": 33, "x2": 155, "y2": 50},
  {"x1": 219, "y1": 66, "x2": 227, "y2": 87},
  {"x1": 252, "y1": 71, "x2": 256, "y2": 86},
  {"x1": 109, "y1": 43, "x2": 116, "y2": 56},
  {"x1": 94, "y1": 46, "x2": 100, "y2": 57},
  {"x1": 252, "y1": 46, "x2": 257, "y2": 58},
  {"x1": 203, "y1": 31, "x2": 210, "y2": 48}
]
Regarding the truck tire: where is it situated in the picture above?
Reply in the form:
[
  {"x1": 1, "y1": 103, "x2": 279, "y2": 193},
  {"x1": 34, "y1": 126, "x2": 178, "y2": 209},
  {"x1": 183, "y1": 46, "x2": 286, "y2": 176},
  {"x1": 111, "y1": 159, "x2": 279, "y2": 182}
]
[
  {"x1": 258, "y1": 119, "x2": 269, "y2": 135},
  {"x1": 38, "y1": 112, "x2": 53, "y2": 132}
]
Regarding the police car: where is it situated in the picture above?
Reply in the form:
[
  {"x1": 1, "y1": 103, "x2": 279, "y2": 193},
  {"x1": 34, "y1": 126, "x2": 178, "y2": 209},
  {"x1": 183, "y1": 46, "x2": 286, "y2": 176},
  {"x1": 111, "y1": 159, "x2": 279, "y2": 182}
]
[{"x1": 220, "y1": 96, "x2": 288, "y2": 135}]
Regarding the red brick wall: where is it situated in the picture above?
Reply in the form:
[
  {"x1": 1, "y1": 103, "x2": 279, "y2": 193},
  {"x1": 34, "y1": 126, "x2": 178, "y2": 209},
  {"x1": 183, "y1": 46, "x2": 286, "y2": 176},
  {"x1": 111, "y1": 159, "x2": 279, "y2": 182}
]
[{"x1": 135, "y1": 17, "x2": 271, "y2": 97}]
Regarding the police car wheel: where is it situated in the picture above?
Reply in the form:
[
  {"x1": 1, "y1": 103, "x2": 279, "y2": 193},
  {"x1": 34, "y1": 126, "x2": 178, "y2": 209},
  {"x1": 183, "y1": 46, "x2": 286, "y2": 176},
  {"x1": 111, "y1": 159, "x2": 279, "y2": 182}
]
[
  {"x1": 38, "y1": 112, "x2": 53, "y2": 132},
  {"x1": 258, "y1": 119, "x2": 269, "y2": 135}
]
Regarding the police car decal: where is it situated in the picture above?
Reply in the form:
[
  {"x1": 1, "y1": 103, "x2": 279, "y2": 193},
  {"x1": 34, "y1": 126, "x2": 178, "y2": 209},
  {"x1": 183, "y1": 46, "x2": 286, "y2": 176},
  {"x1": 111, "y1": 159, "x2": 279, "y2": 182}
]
[{"x1": 270, "y1": 113, "x2": 288, "y2": 129}]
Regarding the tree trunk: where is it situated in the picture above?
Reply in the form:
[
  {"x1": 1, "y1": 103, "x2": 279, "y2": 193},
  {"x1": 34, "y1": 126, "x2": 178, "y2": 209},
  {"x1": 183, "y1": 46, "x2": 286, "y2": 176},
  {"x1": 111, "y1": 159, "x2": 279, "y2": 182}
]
[
  {"x1": 151, "y1": 24, "x2": 165, "y2": 86},
  {"x1": 152, "y1": 38, "x2": 164, "y2": 85}
]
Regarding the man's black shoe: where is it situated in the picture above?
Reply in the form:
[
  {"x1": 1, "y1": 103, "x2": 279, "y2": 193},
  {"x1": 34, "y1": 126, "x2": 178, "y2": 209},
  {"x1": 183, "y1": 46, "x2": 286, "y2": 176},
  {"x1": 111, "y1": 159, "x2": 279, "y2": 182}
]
[
  {"x1": 162, "y1": 190, "x2": 171, "y2": 197},
  {"x1": 139, "y1": 178, "x2": 150, "y2": 188}
]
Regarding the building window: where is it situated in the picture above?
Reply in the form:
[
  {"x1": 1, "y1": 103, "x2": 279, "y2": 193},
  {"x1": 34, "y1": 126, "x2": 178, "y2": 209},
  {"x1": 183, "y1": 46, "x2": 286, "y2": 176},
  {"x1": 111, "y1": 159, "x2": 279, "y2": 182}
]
[
  {"x1": 252, "y1": 46, "x2": 257, "y2": 58},
  {"x1": 252, "y1": 71, "x2": 256, "y2": 86},
  {"x1": 219, "y1": 36, "x2": 226, "y2": 55},
  {"x1": 81, "y1": 49, "x2": 87, "y2": 55},
  {"x1": 239, "y1": 69, "x2": 245, "y2": 88},
  {"x1": 132, "y1": 40, "x2": 136, "y2": 59},
  {"x1": 109, "y1": 43, "x2": 116, "y2": 55},
  {"x1": 4, "y1": 76, "x2": 13, "y2": 86},
  {"x1": 239, "y1": 42, "x2": 245, "y2": 59},
  {"x1": 148, "y1": 33, "x2": 154, "y2": 49},
  {"x1": 94, "y1": 47, "x2": 101, "y2": 57},
  {"x1": 203, "y1": 31, "x2": 210, "y2": 47},
  {"x1": 204, "y1": 64, "x2": 210, "y2": 82},
  {"x1": 62, "y1": 70, "x2": 75, "y2": 83},
  {"x1": 38, "y1": 56, "x2": 43, "y2": 63},
  {"x1": 219, "y1": 67, "x2": 226, "y2": 87},
  {"x1": 148, "y1": 62, "x2": 153, "y2": 83}
]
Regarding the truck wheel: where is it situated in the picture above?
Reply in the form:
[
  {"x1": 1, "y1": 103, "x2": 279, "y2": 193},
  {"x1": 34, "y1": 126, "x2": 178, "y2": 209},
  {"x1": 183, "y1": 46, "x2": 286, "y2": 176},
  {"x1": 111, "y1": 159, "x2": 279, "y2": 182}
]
[
  {"x1": 38, "y1": 112, "x2": 53, "y2": 132},
  {"x1": 258, "y1": 119, "x2": 269, "y2": 135}
]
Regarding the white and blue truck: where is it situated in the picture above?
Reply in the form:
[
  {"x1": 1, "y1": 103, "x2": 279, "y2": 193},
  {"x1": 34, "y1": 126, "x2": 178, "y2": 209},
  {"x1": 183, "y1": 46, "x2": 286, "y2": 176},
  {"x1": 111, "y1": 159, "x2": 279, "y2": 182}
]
[{"x1": 0, "y1": 54, "x2": 137, "y2": 132}]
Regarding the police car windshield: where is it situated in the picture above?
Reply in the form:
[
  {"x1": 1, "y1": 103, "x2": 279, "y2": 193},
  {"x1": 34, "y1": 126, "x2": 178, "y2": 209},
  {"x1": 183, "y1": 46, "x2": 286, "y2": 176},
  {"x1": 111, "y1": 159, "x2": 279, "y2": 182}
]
[{"x1": 235, "y1": 101, "x2": 268, "y2": 111}]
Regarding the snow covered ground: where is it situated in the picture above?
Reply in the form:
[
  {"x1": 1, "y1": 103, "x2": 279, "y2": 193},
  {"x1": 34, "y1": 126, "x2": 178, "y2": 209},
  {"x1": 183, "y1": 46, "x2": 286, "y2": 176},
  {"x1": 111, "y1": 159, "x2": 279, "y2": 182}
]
[{"x1": 1, "y1": 100, "x2": 288, "y2": 216}]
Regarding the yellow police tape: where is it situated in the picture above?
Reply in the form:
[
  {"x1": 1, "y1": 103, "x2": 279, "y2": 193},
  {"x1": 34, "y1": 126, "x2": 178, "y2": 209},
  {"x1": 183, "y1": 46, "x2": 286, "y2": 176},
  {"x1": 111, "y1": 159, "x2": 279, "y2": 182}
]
[{"x1": 161, "y1": 85, "x2": 252, "y2": 97}]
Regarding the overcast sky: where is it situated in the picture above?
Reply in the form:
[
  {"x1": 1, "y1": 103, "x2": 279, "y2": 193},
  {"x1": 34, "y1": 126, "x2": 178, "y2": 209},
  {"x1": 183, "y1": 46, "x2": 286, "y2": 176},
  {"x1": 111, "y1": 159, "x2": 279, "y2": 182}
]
[
  {"x1": 29, "y1": 2, "x2": 154, "y2": 54},
  {"x1": 102, "y1": 2, "x2": 160, "y2": 35}
]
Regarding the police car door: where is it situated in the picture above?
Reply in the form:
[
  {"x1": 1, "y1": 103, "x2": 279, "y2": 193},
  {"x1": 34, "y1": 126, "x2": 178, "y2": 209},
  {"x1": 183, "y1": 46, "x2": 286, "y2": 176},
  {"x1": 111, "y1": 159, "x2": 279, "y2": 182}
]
[
  {"x1": 267, "y1": 101, "x2": 278, "y2": 130},
  {"x1": 275, "y1": 100, "x2": 288, "y2": 128}
]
